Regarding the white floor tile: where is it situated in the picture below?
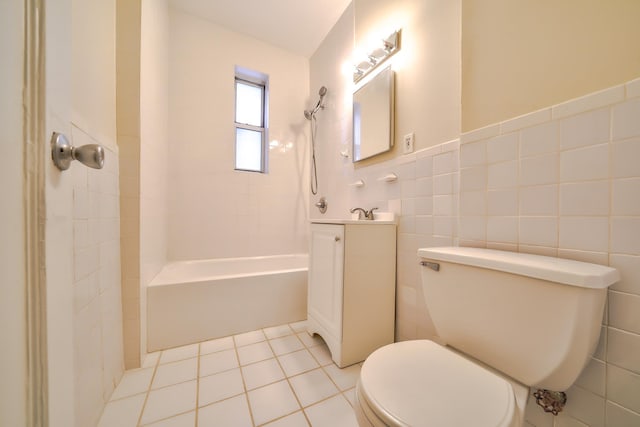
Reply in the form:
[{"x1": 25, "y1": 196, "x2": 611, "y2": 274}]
[
  {"x1": 263, "y1": 410, "x2": 310, "y2": 427},
  {"x1": 304, "y1": 394, "x2": 358, "y2": 427},
  {"x1": 152, "y1": 357, "x2": 198, "y2": 389},
  {"x1": 140, "y1": 380, "x2": 197, "y2": 425},
  {"x1": 198, "y1": 395, "x2": 253, "y2": 427},
  {"x1": 323, "y1": 363, "x2": 361, "y2": 391},
  {"x1": 110, "y1": 367, "x2": 154, "y2": 400},
  {"x1": 247, "y1": 380, "x2": 300, "y2": 425},
  {"x1": 143, "y1": 411, "x2": 195, "y2": 427},
  {"x1": 289, "y1": 369, "x2": 340, "y2": 407},
  {"x1": 198, "y1": 368, "x2": 245, "y2": 407},
  {"x1": 278, "y1": 349, "x2": 320, "y2": 377},
  {"x1": 241, "y1": 358, "x2": 285, "y2": 390},
  {"x1": 200, "y1": 349, "x2": 239, "y2": 377},
  {"x1": 98, "y1": 393, "x2": 146, "y2": 427},
  {"x1": 297, "y1": 332, "x2": 325, "y2": 348},
  {"x1": 289, "y1": 321, "x2": 308, "y2": 334},
  {"x1": 343, "y1": 388, "x2": 356, "y2": 407},
  {"x1": 237, "y1": 341, "x2": 274, "y2": 366},
  {"x1": 142, "y1": 352, "x2": 161, "y2": 368},
  {"x1": 200, "y1": 336, "x2": 234, "y2": 355},
  {"x1": 234, "y1": 330, "x2": 266, "y2": 347},
  {"x1": 308, "y1": 344, "x2": 333, "y2": 366},
  {"x1": 104, "y1": 324, "x2": 365, "y2": 427},
  {"x1": 159, "y1": 344, "x2": 199, "y2": 365},
  {"x1": 264, "y1": 324, "x2": 294, "y2": 339},
  {"x1": 270, "y1": 335, "x2": 305, "y2": 356}
]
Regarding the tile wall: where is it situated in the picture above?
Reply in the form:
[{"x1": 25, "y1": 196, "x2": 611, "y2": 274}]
[
  {"x1": 336, "y1": 78, "x2": 640, "y2": 426},
  {"x1": 458, "y1": 79, "x2": 640, "y2": 427},
  {"x1": 71, "y1": 125, "x2": 124, "y2": 427},
  {"x1": 167, "y1": 8, "x2": 310, "y2": 261}
]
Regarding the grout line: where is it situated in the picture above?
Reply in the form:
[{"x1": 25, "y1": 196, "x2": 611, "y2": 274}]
[
  {"x1": 264, "y1": 328, "x2": 312, "y2": 427},
  {"x1": 136, "y1": 350, "x2": 161, "y2": 427},
  {"x1": 234, "y1": 331, "x2": 257, "y2": 427},
  {"x1": 194, "y1": 342, "x2": 201, "y2": 427},
  {"x1": 139, "y1": 409, "x2": 195, "y2": 427},
  {"x1": 120, "y1": 323, "x2": 360, "y2": 427}
]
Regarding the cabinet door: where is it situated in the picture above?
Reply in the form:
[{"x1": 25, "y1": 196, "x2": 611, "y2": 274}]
[{"x1": 308, "y1": 224, "x2": 344, "y2": 341}]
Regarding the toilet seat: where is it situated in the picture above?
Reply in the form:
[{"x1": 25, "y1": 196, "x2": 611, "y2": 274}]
[{"x1": 357, "y1": 340, "x2": 516, "y2": 427}]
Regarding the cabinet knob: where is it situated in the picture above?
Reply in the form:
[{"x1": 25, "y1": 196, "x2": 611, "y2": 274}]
[{"x1": 335, "y1": 236, "x2": 341, "y2": 242}]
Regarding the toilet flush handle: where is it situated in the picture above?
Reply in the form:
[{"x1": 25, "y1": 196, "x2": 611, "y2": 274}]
[{"x1": 420, "y1": 261, "x2": 440, "y2": 272}]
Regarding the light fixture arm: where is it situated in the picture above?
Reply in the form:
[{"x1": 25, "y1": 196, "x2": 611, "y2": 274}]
[{"x1": 353, "y1": 29, "x2": 401, "y2": 83}]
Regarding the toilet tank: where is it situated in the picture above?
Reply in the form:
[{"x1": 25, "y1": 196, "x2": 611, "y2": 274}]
[{"x1": 418, "y1": 247, "x2": 619, "y2": 391}]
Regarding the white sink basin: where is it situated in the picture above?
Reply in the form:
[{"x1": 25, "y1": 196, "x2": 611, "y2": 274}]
[
  {"x1": 311, "y1": 212, "x2": 397, "y2": 225},
  {"x1": 350, "y1": 211, "x2": 396, "y2": 222}
]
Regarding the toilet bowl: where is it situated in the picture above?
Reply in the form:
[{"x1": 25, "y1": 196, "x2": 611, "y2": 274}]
[
  {"x1": 355, "y1": 341, "x2": 523, "y2": 427},
  {"x1": 354, "y1": 247, "x2": 619, "y2": 427}
]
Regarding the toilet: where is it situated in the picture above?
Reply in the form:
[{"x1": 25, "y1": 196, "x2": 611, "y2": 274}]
[{"x1": 355, "y1": 247, "x2": 619, "y2": 427}]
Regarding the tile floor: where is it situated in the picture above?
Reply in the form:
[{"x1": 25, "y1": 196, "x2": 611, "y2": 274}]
[{"x1": 98, "y1": 321, "x2": 361, "y2": 427}]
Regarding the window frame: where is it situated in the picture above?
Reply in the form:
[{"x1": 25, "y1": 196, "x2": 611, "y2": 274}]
[{"x1": 234, "y1": 72, "x2": 268, "y2": 173}]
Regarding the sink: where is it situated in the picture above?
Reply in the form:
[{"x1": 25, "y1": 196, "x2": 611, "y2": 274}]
[
  {"x1": 311, "y1": 212, "x2": 397, "y2": 226},
  {"x1": 351, "y1": 211, "x2": 396, "y2": 222}
]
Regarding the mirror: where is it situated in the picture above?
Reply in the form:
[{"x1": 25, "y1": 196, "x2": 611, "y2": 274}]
[{"x1": 352, "y1": 66, "x2": 395, "y2": 162}]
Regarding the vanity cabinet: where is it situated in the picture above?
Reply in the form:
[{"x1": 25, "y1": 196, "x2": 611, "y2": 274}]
[{"x1": 307, "y1": 221, "x2": 396, "y2": 367}]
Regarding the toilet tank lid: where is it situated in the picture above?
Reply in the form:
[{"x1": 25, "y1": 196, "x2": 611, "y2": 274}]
[{"x1": 418, "y1": 247, "x2": 619, "y2": 289}]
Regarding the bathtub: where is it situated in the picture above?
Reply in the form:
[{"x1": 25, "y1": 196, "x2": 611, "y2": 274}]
[{"x1": 147, "y1": 254, "x2": 308, "y2": 351}]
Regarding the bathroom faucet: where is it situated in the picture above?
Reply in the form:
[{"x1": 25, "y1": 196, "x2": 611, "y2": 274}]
[{"x1": 350, "y1": 207, "x2": 378, "y2": 220}]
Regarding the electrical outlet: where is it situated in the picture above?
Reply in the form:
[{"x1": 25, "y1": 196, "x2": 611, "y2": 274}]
[{"x1": 403, "y1": 133, "x2": 415, "y2": 154}]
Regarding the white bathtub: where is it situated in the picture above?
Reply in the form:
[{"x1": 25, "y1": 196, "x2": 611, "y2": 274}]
[{"x1": 147, "y1": 254, "x2": 308, "y2": 351}]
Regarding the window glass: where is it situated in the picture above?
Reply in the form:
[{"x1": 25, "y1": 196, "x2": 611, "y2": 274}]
[
  {"x1": 235, "y1": 128, "x2": 263, "y2": 172},
  {"x1": 234, "y1": 68, "x2": 268, "y2": 173},
  {"x1": 235, "y1": 81, "x2": 263, "y2": 127}
]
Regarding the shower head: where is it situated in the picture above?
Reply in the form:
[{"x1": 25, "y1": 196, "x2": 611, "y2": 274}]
[{"x1": 304, "y1": 86, "x2": 328, "y2": 120}]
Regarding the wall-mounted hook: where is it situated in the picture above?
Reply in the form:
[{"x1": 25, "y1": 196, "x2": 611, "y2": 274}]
[{"x1": 51, "y1": 132, "x2": 104, "y2": 171}]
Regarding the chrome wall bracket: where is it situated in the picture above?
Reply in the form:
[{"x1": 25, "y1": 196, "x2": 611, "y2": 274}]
[
  {"x1": 533, "y1": 389, "x2": 567, "y2": 415},
  {"x1": 51, "y1": 132, "x2": 104, "y2": 171}
]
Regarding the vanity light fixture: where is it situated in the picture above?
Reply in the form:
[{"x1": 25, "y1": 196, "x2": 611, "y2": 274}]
[{"x1": 353, "y1": 29, "x2": 401, "y2": 83}]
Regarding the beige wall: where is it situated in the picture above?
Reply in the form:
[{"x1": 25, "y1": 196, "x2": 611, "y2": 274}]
[
  {"x1": 308, "y1": 0, "x2": 461, "y2": 218},
  {"x1": 462, "y1": 0, "x2": 640, "y2": 131},
  {"x1": 354, "y1": 0, "x2": 461, "y2": 157},
  {"x1": 116, "y1": 0, "x2": 142, "y2": 369},
  {"x1": 72, "y1": 0, "x2": 118, "y2": 149},
  {"x1": 71, "y1": 0, "x2": 124, "y2": 425},
  {"x1": 140, "y1": 0, "x2": 169, "y2": 357},
  {"x1": 116, "y1": 0, "x2": 170, "y2": 368}
]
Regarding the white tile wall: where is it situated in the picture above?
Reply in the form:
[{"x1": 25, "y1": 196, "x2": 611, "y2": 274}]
[
  {"x1": 520, "y1": 122, "x2": 558, "y2": 157},
  {"x1": 606, "y1": 401, "x2": 640, "y2": 427},
  {"x1": 72, "y1": 125, "x2": 124, "y2": 427},
  {"x1": 458, "y1": 79, "x2": 640, "y2": 426},
  {"x1": 167, "y1": 9, "x2": 310, "y2": 261},
  {"x1": 306, "y1": 5, "x2": 639, "y2": 425},
  {"x1": 313, "y1": 76, "x2": 640, "y2": 426}
]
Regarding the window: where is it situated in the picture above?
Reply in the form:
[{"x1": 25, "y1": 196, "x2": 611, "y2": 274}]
[{"x1": 234, "y1": 68, "x2": 268, "y2": 172}]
